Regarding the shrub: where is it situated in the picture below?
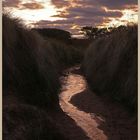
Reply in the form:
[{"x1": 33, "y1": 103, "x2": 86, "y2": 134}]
[
  {"x1": 33, "y1": 28, "x2": 71, "y2": 43},
  {"x1": 3, "y1": 103, "x2": 68, "y2": 140},
  {"x1": 82, "y1": 25, "x2": 137, "y2": 113},
  {"x1": 44, "y1": 38, "x2": 83, "y2": 70},
  {"x1": 3, "y1": 14, "x2": 61, "y2": 109}
]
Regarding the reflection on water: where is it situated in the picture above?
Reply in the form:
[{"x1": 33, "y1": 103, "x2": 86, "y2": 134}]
[{"x1": 60, "y1": 69, "x2": 108, "y2": 140}]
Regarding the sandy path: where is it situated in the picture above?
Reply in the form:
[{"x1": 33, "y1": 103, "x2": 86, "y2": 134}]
[{"x1": 59, "y1": 66, "x2": 137, "y2": 140}]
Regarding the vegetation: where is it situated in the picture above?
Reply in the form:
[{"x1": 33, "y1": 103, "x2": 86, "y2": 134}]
[
  {"x1": 3, "y1": 14, "x2": 61, "y2": 109},
  {"x1": 69, "y1": 38, "x2": 92, "y2": 57},
  {"x1": 33, "y1": 28, "x2": 85, "y2": 69},
  {"x1": 3, "y1": 103, "x2": 68, "y2": 140},
  {"x1": 81, "y1": 25, "x2": 130, "y2": 39},
  {"x1": 81, "y1": 25, "x2": 137, "y2": 113},
  {"x1": 3, "y1": 13, "x2": 76, "y2": 140},
  {"x1": 45, "y1": 38, "x2": 83, "y2": 70},
  {"x1": 33, "y1": 28, "x2": 71, "y2": 43},
  {"x1": 3, "y1": 13, "x2": 137, "y2": 140}
]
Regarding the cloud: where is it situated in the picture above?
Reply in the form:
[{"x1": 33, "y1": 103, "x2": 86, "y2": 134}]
[
  {"x1": 32, "y1": 19, "x2": 73, "y2": 33},
  {"x1": 95, "y1": 0, "x2": 137, "y2": 9},
  {"x1": 49, "y1": 0, "x2": 137, "y2": 33},
  {"x1": 32, "y1": 15, "x2": 111, "y2": 34},
  {"x1": 21, "y1": 2, "x2": 44, "y2": 10},
  {"x1": 67, "y1": 7, "x2": 122, "y2": 18},
  {"x1": 3, "y1": 0, "x2": 45, "y2": 10},
  {"x1": 3, "y1": 0, "x2": 20, "y2": 8},
  {"x1": 3, "y1": 0, "x2": 138, "y2": 35},
  {"x1": 51, "y1": 0, "x2": 137, "y2": 10},
  {"x1": 51, "y1": 0, "x2": 69, "y2": 8},
  {"x1": 49, "y1": 2, "x2": 123, "y2": 30}
]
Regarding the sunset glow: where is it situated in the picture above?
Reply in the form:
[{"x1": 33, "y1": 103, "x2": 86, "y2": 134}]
[
  {"x1": 3, "y1": 0, "x2": 138, "y2": 35},
  {"x1": 3, "y1": 0, "x2": 65, "y2": 26},
  {"x1": 105, "y1": 9, "x2": 138, "y2": 27}
]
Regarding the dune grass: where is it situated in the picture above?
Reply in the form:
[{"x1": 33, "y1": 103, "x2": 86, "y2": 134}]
[
  {"x1": 46, "y1": 38, "x2": 83, "y2": 69},
  {"x1": 81, "y1": 25, "x2": 137, "y2": 113},
  {"x1": 3, "y1": 14, "x2": 61, "y2": 109},
  {"x1": 3, "y1": 103, "x2": 68, "y2": 140}
]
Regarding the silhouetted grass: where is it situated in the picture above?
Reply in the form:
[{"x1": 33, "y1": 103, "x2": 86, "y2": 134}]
[
  {"x1": 3, "y1": 14, "x2": 86, "y2": 140},
  {"x1": 68, "y1": 39, "x2": 92, "y2": 64},
  {"x1": 81, "y1": 25, "x2": 137, "y2": 113},
  {"x1": 3, "y1": 103, "x2": 69, "y2": 140},
  {"x1": 45, "y1": 38, "x2": 83, "y2": 70},
  {"x1": 3, "y1": 14, "x2": 61, "y2": 109}
]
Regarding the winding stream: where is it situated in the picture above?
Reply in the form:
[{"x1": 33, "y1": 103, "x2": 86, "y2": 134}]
[{"x1": 59, "y1": 67, "x2": 108, "y2": 140}]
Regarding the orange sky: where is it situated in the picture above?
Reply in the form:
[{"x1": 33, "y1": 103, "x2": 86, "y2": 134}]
[{"x1": 3, "y1": 0, "x2": 138, "y2": 37}]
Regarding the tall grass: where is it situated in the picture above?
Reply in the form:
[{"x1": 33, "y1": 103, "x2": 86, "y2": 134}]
[
  {"x1": 82, "y1": 25, "x2": 137, "y2": 113},
  {"x1": 3, "y1": 103, "x2": 68, "y2": 140},
  {"x1": 3, "y1": 14, "x2": 61, "y2": 109},
  {"x1": 3, "y1": 14, "x2": 85, "y2": 140},
  {"x1": 44, "y1": 38, "x2": 83, "y2": 70}
]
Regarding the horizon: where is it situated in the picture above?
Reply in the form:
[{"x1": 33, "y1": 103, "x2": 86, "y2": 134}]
[{"x1": 3, "y1": 0, "x2": 138, "y2": 38}]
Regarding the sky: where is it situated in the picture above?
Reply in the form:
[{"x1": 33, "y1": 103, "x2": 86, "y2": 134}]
[{"x1": 3, "y1": 0, "x2": 138, "y2": 37}]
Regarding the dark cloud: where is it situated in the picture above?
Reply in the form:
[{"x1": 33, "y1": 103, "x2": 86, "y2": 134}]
[
  {"x1": 21, "y1": 2, "x2": 44, "y2": 10},
  {"x1": 51, "y1": 6, "x2": 122, "y2": 28},
  {"x1": 49, "y1": 0, "x2": 137, "y2": 34},
  {"x1": 67, "y1": 7, "x2": 122, "y2": 18},
  {"x1": 3, "y1": 0, "x2": 45, "y2": 10},
  {"x1": 33, "y1": 19, "x2": 73, "y2": 33},
  {"x1": 49, "y1": 3, "x2": 122, "y2": 32},
  {"x1": 33, "y1": 15, "x2": 110, "y2": 33},
  {"x1": 32, "y1": 17, "x2": 112, "y2": 36},
  {"x1": 3, "y1": 0, "x2": 138, "y2": 35},
  {"x1": 51, "y1": 0, "x2": 69, "y2": 8},
  {"x1": 95, "y1": 0, "x2": 137, "y2": 9},
  {"x1": 3, "y1": 0, "x2": 20, "y2": 8},
  {"x1": 51, "y1": 0, "x2": 137, "y2": 10}
]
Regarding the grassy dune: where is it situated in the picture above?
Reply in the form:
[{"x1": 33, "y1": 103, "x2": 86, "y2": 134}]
[
  {"x1": 3, "y1": 14, "x2": 62, "y2": 109},
  {"x1": 3, "y1": 13, "x2": 137, "y2": 140},
  {"x1": 81, "y1": 25, "x2": 137, "y2": 113},
  {"x1": 46, "y1": 38, "x2": 83, "y2": 69},
  {"x1": 33, "y1": 30, "x2": 87, "y2": 69},
  {"x1": 3, "y1": 14, "x2": 71, "y2": 140},
  {"x1": 3, "y1": 103, "x2": 68, "y2": 140}
]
